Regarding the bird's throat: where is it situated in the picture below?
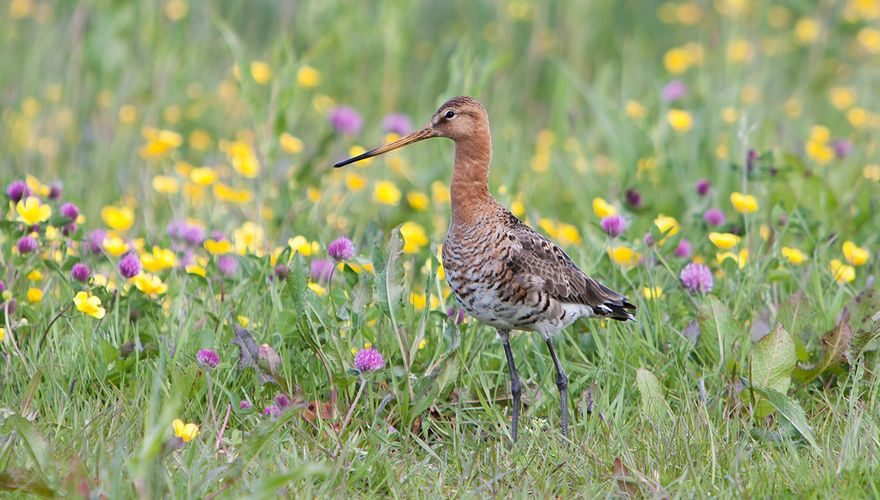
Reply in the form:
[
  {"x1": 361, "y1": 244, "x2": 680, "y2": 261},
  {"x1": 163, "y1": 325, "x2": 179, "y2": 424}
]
[{"x1": 450, "y1": 132, "x2": 493, "y2": 225}]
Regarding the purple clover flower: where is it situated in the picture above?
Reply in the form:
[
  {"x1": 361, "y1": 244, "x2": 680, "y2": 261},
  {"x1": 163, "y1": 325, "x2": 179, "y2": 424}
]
[
  {"x1": 674, "y1": 239, "x2": 692, "y2": 258},
  {"x1": 310, "y1": 258, "x2": 335, "y2": 283},
  {"x1": 71, "y1": 263, "x2": 90, "y2": 282},
  {"x1": 217, "y1": 255, "x2": 238, "y2": 277},
  {"x1": 643, "y1": 233, "x2": 655, "y2": 247},
  {"x1": 447, "y1": 307, "x2": 465, "y2": 325},
  {"x1": 87, "y1": 229, "x2": 107, "y2": 254},
  {"x1": 329, "y1": 106, "x2": 363, "y2": 135},
  {"x1": 661, "y1": 80, "x2": 689, "y2": 102},
  {"x1": 6, "y1": 181, "x2": 30, "y2": 203},
  {"x1": 696, "y1": 179, "x2": 711, "y2": 196},
  {"x1": 274, "y1": 394, "x2": 291, "y2": 410},
  {"x1": 625, "y1": 188, "x2": 642, "y2": 209},
  {"x1": 328, "y1": 237, "x2": 355, "y2": 261},
  {"x1": 354, "y1": 347, "x2": 385, "y2": 372},
  {"x1": 119, "y1": 252, "x2": 141, "y2": 278},
  {"x1": 60, "y1": 202, "x2": 79, "y2": 221},
  {"x1": 680, "y1": 262, "x2": 713, "y2": 293},
  {"x1": 704, "y1": 208, "x2": 726, "y2": 227},
  {"x1": 182, "y1": 225, "x2": 205, "y2": 246},
  {"x1": 196, "y1": 349, "x2": 219, "y2": 369},
  {"x1": 0, "y1": 280, "x2": 5, "y2": 294},
  {"x1": 382, "y1": 113, "x2": 412, "y2": 135},
  {"x1": 263, "y1": 405, "x2": 281, "y2": 418},
  {"x1": 273, "y1": 264, "x2": 289, "y2": 280},
  {"x1": 746, "y1": 149, "x2": 759, "y2": 172},
  {"x1": 17, "y1": 235, "x2": 37, "y2": 254},
  {"x1": 600, "y1": 215, "x2": 627, "y2": 237},
  {"x1": 61, "y1": 223, "x2": 77, "y2": 237},
  {"x1": 239, "y1": 400, "x2": 253, "y2": 410},
  {"x1": 832, "y1": 139, "x2": 853, "y2": 159}
]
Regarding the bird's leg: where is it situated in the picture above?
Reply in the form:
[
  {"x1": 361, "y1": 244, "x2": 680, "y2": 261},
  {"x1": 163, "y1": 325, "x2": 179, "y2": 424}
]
[
  {"x1": 545, "y1": 336, "x2": 569, "y2": 437},
  {"x1": 499, "y1": 329, "x2": 521, "y2": 442}
]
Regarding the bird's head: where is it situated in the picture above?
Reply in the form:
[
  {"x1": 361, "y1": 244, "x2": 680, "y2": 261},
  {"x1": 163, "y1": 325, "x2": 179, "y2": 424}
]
[{"x1": 333, "y1": 96, "x2": 488, "y2": 168}]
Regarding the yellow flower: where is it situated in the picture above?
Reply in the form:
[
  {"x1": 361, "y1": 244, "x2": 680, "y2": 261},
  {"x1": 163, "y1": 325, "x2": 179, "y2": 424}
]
[
  {"x1": 407, "y1": 191, "x2": 429, "y2": 211},
  {"x1": 418, "y1": 339, "x2": 427, "y2": 350},
  {"x1": 716, "y1": 249, "x2": 749, "y2": 269},
  {"x1": 608, "y1": 246, "x2": 641, "y2": 267},
  {"x1": 16, "y1": 197, "x2": 52, "y2": 225},
  {"x1": 237, "y1": 315, "x2": 250, "y2": 327},
  {"x1": 829, "y1": 87, "x2": 856, "y2": 110},
  {"x1": 164, "y1": 0, "x2": 188, "y2": 21},
  {"x1": 556, "y1": 223, "x2": 582, "y2": 246},
  {"x1": 667, "y1": 109, "x2": 693, "y2": 132},
  {"x1": 189, "y1": 129, "x2": 212, "y2": 151},
  {"x1": 102, "y1": 234, "x2": 129, "y2": 257},
  {"x1": 204, "y1": 239, "x2": 232, "y2": 255},
  {"x1": 190, "y1": 167, "x2": 218, "y2": 186},
  {"x1": 864, "y1": 165, "x2": 880, "y2": 181},
  {"x1": 280, "y1": 133, "x2": 304, "y2": 154},
  {"x1": 625, "y1": 100, "x2": 647, "y2": 118},
  {"x1": 297, "y1": 65, "x2": 321, "y2": 88},
  {"x1": 857, "y1": 27, "x2": 880, "y2": 54},
  {"x1": 172, "y1": 419, "x2": 199, "y2": 442},
  {"x1": 400, "y1": 221, "x2": 429, "y2": 254},
  {"x1": 642, "y1": 287, "x2": 663, "y2": 300},
  {"x1": 286, "y1": 235, "x2": 318, "y2": 257},
  {"x1": 374, "y1": 181, "x2": 402, "y2": 206},
  {"x1": 0, "y1": 327, "x2": 4, "y2": 342},
  {"x1": 431, "y1": 181, "x2": 450, "y2": 203},
  {"x1": 213, "y1": 184, "x2": 252, "y2": 204},
  {"x1": 308, "y1": 282, "x2": 326, "y2": 296},
  {"x1": 708, "y1": 232, "x2": 741, "y2": 249},
  {"x1": 27, "y1": 288, "x2": 43, "y2": 303},
  {"x1": 663, "y1": 47, "x2": 693, "y2": 73},
  {"x1": 511, "y1": 198, "x2": 526, "y2": 217},
  {"x1": 141, "y1": 246, "x2": 177, "y2": 273},
  {"x1": 74, "y1": 291, "x2": 106, "y2": 319},
  {"x1": 139, "y1": 128, "x2": 183, "y2": 158},
  {"x1": 829, "y1": 259, "x2": 855, "y2": 283},
  {"x1": 101, "y1": 206, "x2": 134, "y2": 231},
  {"x1": 848, "y1": 107, "x2": 868, "y2": 128},
  {"x1": 152, "y1": 175, "x2": 180, "y2": 194},
  {"x1": 185, "y1": 264, "x2": 206, "y2": 277},
  {"x1": 538, "y1": 218, "x2": 558, "y2": 238},
  {"x1": 781, "y1": 246, "x2": 807, "y2": 265},
  {"x1": 134, "y1": 273, "x2": 168, "y2": 296},
  {"x1": 592, "y1": 197, "x2": 617, "y2": 218},
  {"x1": 794, "y1": 17, "x2": 820, "y2": 44},
  {"x1": 234, "y1": 222, "x2": 264, "y2": 255},
  {"x1": 250, "y1": 61, "x2": 272, "y2": 84},
  {"x1": 410, "y1": 292, "x2": 427, "y2": 310},
  {"x1": 842, "y1": 241, "x2": 870, "y2": 266},
  {"x1": 344, "y1": 173, "x2": 367, "y2": 192},
  {"x1": 27, "y1": 269, "x2": 42, "y2": 282},
  {"x1": 726, "y1": 39, "x2": 754, "y2": 63},
  {"x1": 730, "y1": 192, "x2": 758, "y2": 213},
  {"x1": 654, "y1": 214, "x2": 680, "y2": 241},
  {"x1": 118, "y1": 104, "x2": 138, "y2": 123},
  {"x1": 227, "y1": 141, "x2": 261, "y2": 178},
  {"x1": 806, "y1": 139, "x2": 834, "y2": 165}
]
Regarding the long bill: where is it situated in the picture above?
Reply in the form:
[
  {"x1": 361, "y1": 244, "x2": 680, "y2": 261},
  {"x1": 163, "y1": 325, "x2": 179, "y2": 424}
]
[{"x1": 333, "y1": 127, "x2": 436, "y2": 168}]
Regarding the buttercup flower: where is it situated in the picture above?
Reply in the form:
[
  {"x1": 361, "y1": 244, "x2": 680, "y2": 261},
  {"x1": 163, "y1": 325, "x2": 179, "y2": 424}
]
[
  {"x1": 709, "y1": 232, "x2": 740, "y2": 249},
  {"x1": 609, "y1": 246, "x2": 641, "y2": 266},
  {"x1": 27, "y1": 288, "x2": 43, "y2": 303},
  {"x1": 74, "y1": 291, "x2": 105, "y2": 319},
  {"x1": 100, "y1": 206, "x2": 134, "y2": 231},
  {"x1": 781, "y1": 246, "x2": 807, "y2": 265},
  {"x1": 592, "y1": 197, "x2": 617, "y2": 218},
  {"x1": 16, "y1": 197, "x2": 52, "y2": 225},
  {"x1": 680, "y1": 262, "x2": 713, "y2": 292},
  {"x1": 172, "y1": 419, "x2": 199, "y2": 442},
  {"x1": 134, "y1": 273, "x2": 168, "y2": 295},
  {"x1": 730, "y1": 192, "x2": 759, "y2": 213},
  {"x1": 829, "y1": 259, "x2": 855, "y2": 283},
  {"x1": 842, "y1": 241, "x2": 870, "y2": 266},
  {"x1": 196, "y1": 349, "x2": 219, "y2": 369},
  {"x1": 355, "y1": 348, "x2": 385, "y2": 372},
  {"x1": 328, "y1": 237, "x2": 356, "y2": 261}
]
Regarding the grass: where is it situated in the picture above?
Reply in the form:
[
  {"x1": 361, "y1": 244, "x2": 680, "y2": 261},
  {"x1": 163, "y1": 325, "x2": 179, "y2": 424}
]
[{"x1": 2, "y1": 0, "x2": 880, "y2": 497}]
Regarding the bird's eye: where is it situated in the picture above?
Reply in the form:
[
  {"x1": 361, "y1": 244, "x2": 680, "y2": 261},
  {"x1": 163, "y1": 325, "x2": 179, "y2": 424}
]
[{"x1": 445, "y1": 111, "x2": 455, "y2": 119}]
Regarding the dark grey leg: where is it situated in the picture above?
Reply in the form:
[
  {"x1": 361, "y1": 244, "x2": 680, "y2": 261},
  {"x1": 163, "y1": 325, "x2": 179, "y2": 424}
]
[
  {"x1": 500, "y1": 330, "x2": 521, "y2": 442},
  {"x1": 545, "y1": 336, "x2": 569, "y2": 437}
]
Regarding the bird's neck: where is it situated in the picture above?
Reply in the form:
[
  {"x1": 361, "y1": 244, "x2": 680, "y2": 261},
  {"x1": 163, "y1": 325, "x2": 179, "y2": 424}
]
[{"x1": 450, "y1": 131, "x2": 493, "y2": 225}]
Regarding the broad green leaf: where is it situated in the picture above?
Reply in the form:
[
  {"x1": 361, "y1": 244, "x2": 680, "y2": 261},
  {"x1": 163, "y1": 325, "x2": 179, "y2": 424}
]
[
  {"x1": 698, "y1": 295, "x2": 740, "y2": 367},
  {"x1": 635, "y1": 368, "x2": 669, "y2": 421},
  {"x1": 5, "y1": 416, "x2": 52, "y2": 477},
  {"x1": 751, "y1": 386, "x2": 821, "y2": 453},
  {"x1": 374, "y1": 226, "x2": 405, "y2": 313},
  {"x1": 750, "y1": 325, "x2": 796, "y2": 417}
]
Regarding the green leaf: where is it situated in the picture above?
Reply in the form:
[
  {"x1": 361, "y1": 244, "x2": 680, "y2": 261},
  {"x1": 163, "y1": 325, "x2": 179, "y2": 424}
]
[
  {"x1": 635, "y1": 368, "x2": 669, "y2": 421},
  {"x1": 0, "y1": 469, "x2": 56, "y2": 497},
  {"x1": 5, "y1": 416, "x2": 52, "y2": 477},
  {"x1": 251, "y1": 464, "x2": 329, "y2": 497},
  {"x1": 374, "y1": 226, "x2": 405, "y2": 313},
  {"x1": 751, "y1": 386, "x2": 821, "y2": 453},
  {"x1": 697, "y1": 295, "x2": 740, "y2": 367},
  {"x1": 750, "y1": 324, "x2": 796, "y2": 417},
  {"x1": 283, "y1": 254, "x2": 309, "y2": 317}
]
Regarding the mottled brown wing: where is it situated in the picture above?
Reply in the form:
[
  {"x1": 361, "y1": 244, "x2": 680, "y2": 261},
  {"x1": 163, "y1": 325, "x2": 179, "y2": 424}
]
[{"x1": 505, "y1": 214, "x2": 636, "y2": 321}]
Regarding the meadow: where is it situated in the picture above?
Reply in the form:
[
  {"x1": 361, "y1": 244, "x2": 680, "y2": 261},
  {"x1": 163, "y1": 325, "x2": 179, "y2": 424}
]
[{"x1": 2, "y1": 0, "x2": 880, "y2": 497}]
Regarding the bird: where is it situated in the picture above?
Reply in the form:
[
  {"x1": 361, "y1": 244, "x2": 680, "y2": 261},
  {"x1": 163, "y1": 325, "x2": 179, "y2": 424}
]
[{"x1": 334, "y1": 96, "x2": 635, "y2": 441}]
